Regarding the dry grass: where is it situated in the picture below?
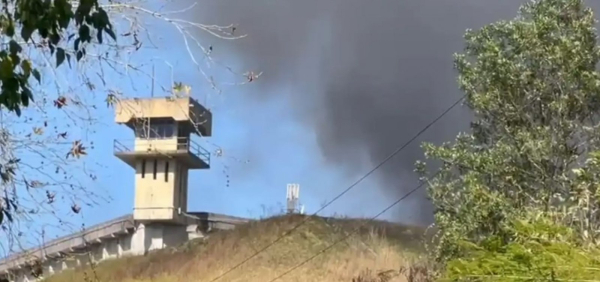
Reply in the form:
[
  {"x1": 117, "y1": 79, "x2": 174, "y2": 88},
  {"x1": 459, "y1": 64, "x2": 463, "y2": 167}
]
[{"x1": 44, "y1": 215, "x2": 427, "y2": 282}]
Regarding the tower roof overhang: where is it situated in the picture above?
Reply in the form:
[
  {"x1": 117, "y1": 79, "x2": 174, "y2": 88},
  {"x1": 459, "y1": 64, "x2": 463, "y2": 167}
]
[{"x1": 114, "y1": 97, "x2": 212, "y2": 137}]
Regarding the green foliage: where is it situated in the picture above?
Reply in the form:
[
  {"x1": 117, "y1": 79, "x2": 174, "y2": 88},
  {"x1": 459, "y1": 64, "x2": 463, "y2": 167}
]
[
  {"x1": 415, "y1": 0, "x2": 600, "y2": 268},
  {"x1": 441, "y1": 213, "x2": 600, "y2": 281},
  {"x1": 0, "y1": 0, "x2": 116, "y2": 116}
]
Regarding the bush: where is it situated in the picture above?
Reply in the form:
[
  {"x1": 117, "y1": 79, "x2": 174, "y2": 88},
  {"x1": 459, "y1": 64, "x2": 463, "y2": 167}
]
[{"x1": 441, "y1": 213, "x2": 600, "y2": 281}]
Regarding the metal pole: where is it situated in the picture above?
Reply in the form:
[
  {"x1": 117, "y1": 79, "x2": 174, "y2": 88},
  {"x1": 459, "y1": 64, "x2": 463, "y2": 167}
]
[{"x1": 151, "y1": 64, "x2": 155, "y2": 98}]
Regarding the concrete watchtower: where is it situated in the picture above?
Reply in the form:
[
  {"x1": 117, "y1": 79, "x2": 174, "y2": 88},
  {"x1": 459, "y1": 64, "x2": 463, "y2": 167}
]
[{"x1": 113, "y1": 97, "x2": 212, "y2": 225}]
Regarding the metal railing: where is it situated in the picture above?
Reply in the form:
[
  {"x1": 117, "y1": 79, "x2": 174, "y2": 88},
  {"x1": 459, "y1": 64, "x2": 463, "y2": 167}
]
[
  {"x1": 181, "y1": 138, "x2": 211, "y2": 164},
  {"x1": 113, "y1": 139, "x2": 129, "y2": 153},
  {"x1": 113, "y1": 137, "x2": 211, "y2": 165},
  {"x1": 0, "y1": 214, "x2": 135, "y2": 271}
]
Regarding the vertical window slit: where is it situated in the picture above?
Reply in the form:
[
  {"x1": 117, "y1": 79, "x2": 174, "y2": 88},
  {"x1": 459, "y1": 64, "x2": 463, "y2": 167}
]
[
  {"x1": 141, "y1": 160, "x2": 146, "y2": 178},
  {"x1": 153, "y1": 159, "x2": 158, "y2": 180},
  {"x1": 165, "y1": 161, "x2": 169, "y2": 182}
]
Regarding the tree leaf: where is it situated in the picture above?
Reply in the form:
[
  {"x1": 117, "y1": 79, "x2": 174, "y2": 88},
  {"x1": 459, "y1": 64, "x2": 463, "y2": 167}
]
[
  {"x1": 38, "y1": 27, "x2": 48, "y2": 39},
  {"x1": 74, "y1": 38, "x2": 81, "y2": 51},
  {"x1": 5, "y1": 21, "x2": 15, "y2": 37},
  {"x1": 21, "y1": 60, "x2": 31, "y2": 77},
  {"x1": 97, "y1": 8, "x2": 110, "y2": 26},
  {"x1": 105, "y1": 27, "x2": 116, "y2": 41},
  {"x1": 32, "y1": 69, "x2": 41, "y2": 83},
  {"x1": 22, "y1": 87, "x2": 33, "y2": 105},
  {"x1": 56, "y1": 48, "x2": 65, "y2": 67},
  {"x1": 20, "y1": 26, "x2": 33, "y2": 42},
  {"x1": 50, "y1": 32, "x2": 61, "y2": 46},
  {"x1": 0, "y1": 57, "x2": 14, "y2": 80},
  {"x1": 8, "y1": 40, "x2": 22, "y2": 55},
  {"x1": 66, "y1": 54, "x2": 72, "y2": 68},
  {"x1": 78, "y1": 24, "x2": 91, "y2": 42},
  {"x1": 21, "y1": 87, "x2": 30, "y2": 107}
]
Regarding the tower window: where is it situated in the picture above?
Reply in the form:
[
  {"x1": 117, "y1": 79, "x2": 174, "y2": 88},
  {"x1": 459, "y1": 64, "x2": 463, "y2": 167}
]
[
  {"x1": 134, "y1": 120, "x2": 149, "y2": 138},
  {"x1": 153, "y1": 159, "x2": 158, "y2": 180},
  {"x1": 134, "y1": 119, "x2": 175, "y2": 139},
  {"x1": 149, "y1": 119, "x2": 175, "y2": 138},
  {"x1": 141, "y1": 160, "x2": 146, "y2": 178},
  {"x1": 165, "y1": 161, "x2": 169, "y2": 182}
]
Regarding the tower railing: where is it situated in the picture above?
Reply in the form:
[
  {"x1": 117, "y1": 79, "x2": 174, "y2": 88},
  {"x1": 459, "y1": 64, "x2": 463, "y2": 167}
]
[
  {"x1": 113, "y1": 137, "x2": 211, "y2": 164},
  {"x1": 183, "y1": 137, "x2": 211, "y2": 164}
]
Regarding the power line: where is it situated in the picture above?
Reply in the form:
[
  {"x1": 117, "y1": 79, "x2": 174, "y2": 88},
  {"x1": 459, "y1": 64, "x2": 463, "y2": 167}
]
[
  {"x1": 208, "y1": 95, "x2": 465, "y2": 282},
  {"x1": 267, "y1": 171, "x2": 439, "y2": 282}
]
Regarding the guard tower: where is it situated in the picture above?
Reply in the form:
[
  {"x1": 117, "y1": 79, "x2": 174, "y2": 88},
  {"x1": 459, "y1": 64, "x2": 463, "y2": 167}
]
[{"x1": 113, "y1": 97, "x2": 212, "y2": 225}]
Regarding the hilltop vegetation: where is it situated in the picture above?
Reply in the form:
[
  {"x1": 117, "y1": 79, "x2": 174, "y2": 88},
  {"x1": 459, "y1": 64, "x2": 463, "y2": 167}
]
[{"x1": 44, "y1": 215, "x2": 426, "y2": 282}]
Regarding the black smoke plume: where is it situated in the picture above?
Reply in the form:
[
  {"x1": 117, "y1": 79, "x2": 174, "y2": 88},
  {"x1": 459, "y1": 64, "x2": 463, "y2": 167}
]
[{"x1": 187, "y1": 0, "x2": 600, "y2": 224}]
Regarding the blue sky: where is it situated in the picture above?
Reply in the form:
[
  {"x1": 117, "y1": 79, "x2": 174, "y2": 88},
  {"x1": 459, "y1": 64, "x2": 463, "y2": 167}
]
[{"x1": 2, "y1": 2, "x2": 434, "y2": 253}]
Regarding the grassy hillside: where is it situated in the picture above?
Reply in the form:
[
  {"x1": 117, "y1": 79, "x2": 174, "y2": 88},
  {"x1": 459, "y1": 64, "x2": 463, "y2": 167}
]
[{"x1": 44, "y1": 215, "x2": 427, "y2": 282}]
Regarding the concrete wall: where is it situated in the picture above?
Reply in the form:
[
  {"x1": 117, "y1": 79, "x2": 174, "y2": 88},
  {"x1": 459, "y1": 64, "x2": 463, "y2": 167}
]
[
  {"x1": 134, "y1": 138, "x2": 180, "y2": 152},
  {"x1": 2, "y1": 223, "x2": 192, "y2": 282},
  {"x1": 0, "y1": 213, "x2": 249, "y2": 282},
  {"x1": 133, "y1": 158, "x2": 180, "y2": 222},
  {"x1": 129, "y1": 223, "x2": 190, "y2": 256}
]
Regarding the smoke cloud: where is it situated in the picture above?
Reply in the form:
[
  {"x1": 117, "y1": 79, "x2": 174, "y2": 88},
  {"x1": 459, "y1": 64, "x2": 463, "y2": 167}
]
[{"x1": 187, "y1": 0, "x2": 599, "y2": 223}]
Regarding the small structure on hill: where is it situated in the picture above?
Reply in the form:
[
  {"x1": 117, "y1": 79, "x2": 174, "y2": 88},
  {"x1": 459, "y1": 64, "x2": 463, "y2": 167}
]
[
  {"x1": 0, "y1": 97, "x2": 248, "y2": 282},
  {"x1": 286, "y1": 183, "x2": 304, "y2": 214}
]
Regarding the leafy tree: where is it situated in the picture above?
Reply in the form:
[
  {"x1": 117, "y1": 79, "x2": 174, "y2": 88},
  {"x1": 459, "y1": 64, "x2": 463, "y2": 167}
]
[
  {"x1": 416, "y1": 0, "x2": 600, "y2": 268},
  {"x1": 1, "y1": 0, "x2": 116, "y2": 116}
]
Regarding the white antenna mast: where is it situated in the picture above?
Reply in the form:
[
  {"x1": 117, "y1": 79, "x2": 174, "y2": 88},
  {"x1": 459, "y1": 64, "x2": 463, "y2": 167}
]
[{"x1": 286, "y1": 183, "x2": 300, "y2": 214}]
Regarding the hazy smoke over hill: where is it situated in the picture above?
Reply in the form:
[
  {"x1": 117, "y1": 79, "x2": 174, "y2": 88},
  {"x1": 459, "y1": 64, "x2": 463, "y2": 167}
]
[{"x1": 189, "y1": 0, "x2": 598, "y2": 223}]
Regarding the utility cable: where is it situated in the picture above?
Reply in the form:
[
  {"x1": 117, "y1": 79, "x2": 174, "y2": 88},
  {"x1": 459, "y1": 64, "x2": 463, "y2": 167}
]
[
  {"x1": 208, "y1": 95, "x2": 465, "y2": 282},
  {"x1": 267, "y1": 171, "x2": 439, "y2": 282}
]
